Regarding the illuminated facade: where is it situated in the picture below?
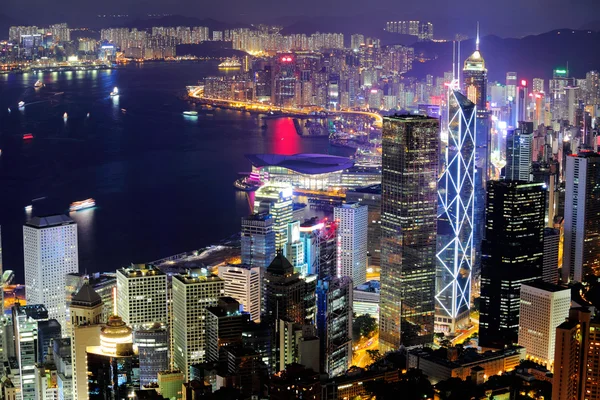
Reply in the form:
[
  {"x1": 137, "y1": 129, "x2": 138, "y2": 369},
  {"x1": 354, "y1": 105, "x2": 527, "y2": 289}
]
[
  {"x1": 133, "y1": 323, "x2": 169, "y2": 386},
  {"x1": 505, "y1": 128, "x2": 533, "y2": 181},
  {"x1": 241, "y1": 213, "x2": 276, "y2": 269},
  {"x1": 254, "y1": 182, "x2": 294, "y2": 251},
  {"x1": 284, "y1": 221, "x2": 308, "y2": 277},
  {"x1": 218, "y1": 265, "x2": 262, "y2": 322},
  {"x1": 379, "y1": 115, "x2": 439, "y2": 351},
  {"x1": 334, "y1": 203, "x2": 368, "y2": 286},
  {"x1": 435, "y1": 90, "x2": 475, "y2": 334},
  {"x1": 23, "y1": 215, "x2": 78, "y2": 334}
]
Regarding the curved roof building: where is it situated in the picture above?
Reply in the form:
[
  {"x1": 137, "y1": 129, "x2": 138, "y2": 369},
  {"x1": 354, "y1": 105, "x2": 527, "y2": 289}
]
[{"x1": 246, "y1": 154, "x2": 354, "y2": 174}]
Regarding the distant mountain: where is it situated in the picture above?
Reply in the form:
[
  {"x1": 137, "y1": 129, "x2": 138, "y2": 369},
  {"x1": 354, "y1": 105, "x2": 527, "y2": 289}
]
[{"x1": 409, "y1": 29, "x2": 600, "y2": 82}]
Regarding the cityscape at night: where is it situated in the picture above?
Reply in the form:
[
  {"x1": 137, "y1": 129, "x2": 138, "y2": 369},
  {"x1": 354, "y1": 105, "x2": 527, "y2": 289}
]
[{"x1": 0, "y1": 1, "x2": 600, "y2": 399}]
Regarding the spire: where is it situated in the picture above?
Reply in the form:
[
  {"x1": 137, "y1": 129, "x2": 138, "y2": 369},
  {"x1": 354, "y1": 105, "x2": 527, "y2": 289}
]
[{"x1": 476, "y1": 22, "x2": 480, "y2": 51}]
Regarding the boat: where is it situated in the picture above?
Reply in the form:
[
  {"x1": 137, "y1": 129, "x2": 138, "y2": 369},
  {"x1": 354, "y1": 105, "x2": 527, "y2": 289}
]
[
  {"x1": 34, "y1": 80, "x2": 44, "y2": 88},
  {"x1": 233, "y1": 175, "x2": 263, "y2": 192},
  {"x1": 63, "y1": 112, "x2": 68, "y2": 119},
  {"x1": 24, "y1": 205, "x2": 33, "y2": 212},
  {"x1": 86, "y1": 112, "x2": 90, "y2": 118},
  {"x1": 218, "y1": 58, "x2": 242, "y2": 69},
  {"x1": 23, "y1": 133, "x2": 34, "y2": 140},
  {"x1": 18, "y1": 101, "x2": 25, "y2": 108},
  {"x1": 110, "y1": 87, "x2": 119, "y2": 96},
  {"x1": 70, "y1": 198, "x2": 96, "y2": 212},
  {"x1": 121, "y1": 108, "x2": 127, "y2": 113},
  {"x1": 183, "y1": 111, "x2": 198, "y2": 116}
]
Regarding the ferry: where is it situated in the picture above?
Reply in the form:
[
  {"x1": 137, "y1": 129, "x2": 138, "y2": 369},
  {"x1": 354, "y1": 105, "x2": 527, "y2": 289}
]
[
  {"x1": 24, "y1": 205, "x2": 33, "y2": 212},
  {"x1": 233, "y1": 175, "x2": 263, "y2": 192},
  {"x1": 183, "y1": 111, "x2": 198, "y2": 116},
  {"x1": 34, "y1": 80, "x2": 44, "y2": 88},
  {"x1": 18, "y1": 101, "x2": 25, "y2": 108},
  {"x1": 110, "y1": 87, "x2": 119, "y2": 96},
  {"x1": 63, "y1": 112, "x2": 68, "y2": 119},
  {"x1": 70, "y1": 198, "x2": 96, "y2": 212},
  {"x1": 218, "y1": 58, "x2": 242, "y2": 69},
  {"x1": 23, "y1": 133, "x2": 34, "y2": 140}
]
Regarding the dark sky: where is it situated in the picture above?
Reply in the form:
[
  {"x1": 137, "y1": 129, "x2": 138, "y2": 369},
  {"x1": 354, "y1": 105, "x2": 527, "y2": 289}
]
[{"x1": 3, "y1": 0, "x2": 600, "y2": 37}]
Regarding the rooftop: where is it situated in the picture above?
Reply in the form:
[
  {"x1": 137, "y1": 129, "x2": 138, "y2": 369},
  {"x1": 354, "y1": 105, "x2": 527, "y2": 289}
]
[
  {"x1": 117, "y1": 263, "x2": 166, "y2": 278},
  {"x1": 246, "y1": 153, "x2": 354, "y2": 174},
  {"x1": 521, "y1": 280, "x2": 569, "y2": 293},
  {"x1": 71, "y1": 283, "x2": 103, "y2": 307},
  {"x1": 25, "y1": 215, "x2": 75, "y2": 229}
]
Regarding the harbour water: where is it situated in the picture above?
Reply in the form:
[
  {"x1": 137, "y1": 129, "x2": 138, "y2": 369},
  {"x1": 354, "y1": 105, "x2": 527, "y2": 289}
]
[{"x1": 0, "y1": 61, "x2": 353, "y2": 281}]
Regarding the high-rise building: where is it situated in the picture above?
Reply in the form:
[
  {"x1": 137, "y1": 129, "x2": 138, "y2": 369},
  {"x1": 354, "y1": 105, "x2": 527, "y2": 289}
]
[
  {"x1": 66, "y1": 272, "x2": 116, "y2": 327},
  {"x1": 272, "y1": 55, "x2": 298, "y2": 107},
  {"x1": 316, "y1": 276, "x2": 353, "y2": 377},
  {"x1": 86, "y1": 315, "x2": 139, "y2": 399},
  {"x1": 350, "y1": 34, "x2": 364, "y2": 51},
  {"x1": 517, "y1": 282, "x2": 570, "y2": 372},
  {"x1": 334, "y1": 203, "x2": 368, "y2": 286},
  {"x1": 542, "y1": 228, "x2": 560, "y2": 284},
  {"x1": 172, "y1": 269, "x2": 224, "y2": 380},
  {"x1": 264, "y1": 254, "x2": 309, "y2": 327},
  {"x1": 13, "y1": 304, "x2": 49, "y2": 400},
  {"x1": 505, "y1": 128, "x2": 533, "y2": 181},
  {"x1": 563, "y1": 152, "x2": 600, "y2": 282},
  {"x1": 435, "y1": 90, "x2": 476, "y2": 334},
  {"x1": 241, "y1": 213, "x2": 276, "y2": 269},
  {"x1": 50, "y1": 23, "x2": 70, "y2": 42},
  {"x1": 218, "y1": 264, "x2": 262, "y2": 322},
  {"x1": 379, "y1": 115, "x2": 439, "y2": 351},
  {"x1": 506, "y1": 72, "x2": 517, "y2": 101},
  {"x1": 479, "y1": 181, "x2": 546, "y2": 349},
  {"x1": 116, "y1": 263, "x2": 168, "y2": 328},
  {"x1": 254, "y1": 183, "x2": 294, "y2": 251},
  {"x1": 157, "y1": 370, "x2": 184, "y2": 400},
  {"x1": 205, "y1": 297, "x2": 249, "y2": 363},
  {"x1": 552, "y1": 307, "x2": 592, "y2": 400},
  {"x1": 70, "y1": 283, "x2": 103, "y2": 400},
  {"x1": 133, "y1": 323, "x2": 169, "y2": 386},
  {"x1": 24, "y1": 215, "x2": 79, "y2": 332},
  {"x1": 284, "y1": 221, "x2": 309, "y2": 277},
  {"x1": 463, "y1": 37, "x2": 487, "y2": 111}
]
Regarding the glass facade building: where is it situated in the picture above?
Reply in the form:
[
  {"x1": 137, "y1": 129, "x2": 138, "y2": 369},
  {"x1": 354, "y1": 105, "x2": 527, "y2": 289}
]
[
  {"x1": 379, "y1": 115, "x2": 439, "y2": 351},
  {"x1": 241, "y1": 213, "x2": 276, "y2": 269}
]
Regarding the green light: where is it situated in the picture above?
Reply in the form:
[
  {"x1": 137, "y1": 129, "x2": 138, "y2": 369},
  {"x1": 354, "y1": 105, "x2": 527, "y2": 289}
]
[{"x1": 555, "y1": 69, "x2": 567, "y2": 74}]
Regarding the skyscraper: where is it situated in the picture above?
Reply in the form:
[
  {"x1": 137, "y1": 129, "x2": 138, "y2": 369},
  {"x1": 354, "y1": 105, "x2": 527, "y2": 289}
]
[
  {"x1": 116, "y1": 263, "x2": 168, "y2": 329},
  {"x1": 241, "y1": 213, "x2": 276, "y2": 269},
  {"x1": 379, "y1": 115, "x2": 439, "y2": 351},
  {"x1": 284, "y1": 221, "x2": 309, "y2": 277},
  {"x1": 505, "y1": 128, "x2": 533, "y2": 181},
  {"x1": 133, "y1": 323, "x2": 169, "y2": 386},
  {"x1": 23, "y1": 215, "x2": 79, "y2": 333},
  {"x1": 435, "y1": 90, "x2": 476, "y2": 334},
  {"x1": 334, "y1": 203, "x2": 368, "y2": 286},
  {"x1": 563, "y1": 152, "x2": 600, "y2": 282},
  {"x1": 172, "y1": 269, "x2": 224, "y2": 380},
  {"x1": 479, "y1": 181, "x2": 546, "y2": 349},
  {"x1": 218, "y1": 264, "x2": 262, "y2": 321},
  {"x1": 254, "y1": 183, "x2": 294, "y2": 252},
  {"x1": 542, "y1": 228, "x2": 560, "y2": 284}
]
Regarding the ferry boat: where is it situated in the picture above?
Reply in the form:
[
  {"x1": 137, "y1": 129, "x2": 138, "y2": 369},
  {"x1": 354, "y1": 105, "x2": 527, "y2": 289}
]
[
  {"x1": 110, "y1": 87, "x2": 119, "y2": 96},
  {"x1": 183, "y1": 111, "x2": 198, "y2": 116},
  {"x1": 63, "y1": 112, "x2": 68, "y2": 119},
  {"x1": 24, "y1": 205, "x2": 33, "y2": 212},
  {"x1": 23, "y1": 133, "x2": 34, "y2": 140},
  {"x1": 34, "y1": 80, "x2": 44, "y2": 88},
  {"x1": 18, "y1": 101, "x2": 25, "y2": 108},
  {"x1": 233, "y1": 174, "x2": 263, "y2": 192},
  {"x1": 218, "y1": 58, "x2": 242, "y2": 69},
  {"x1": 70, "y1": 198, "x2": 96, "y2": 212}
]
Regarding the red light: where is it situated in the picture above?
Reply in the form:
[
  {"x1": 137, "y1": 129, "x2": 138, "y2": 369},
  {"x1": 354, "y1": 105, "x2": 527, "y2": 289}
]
[
  {"x1": 535, "y1": 94, "x2": 542, "y2": 99},
  {"x1": 23, "y1": 133, "x2": 33, "y2": 140},
  {"x1": 521, "y1": 80, "x2": 527, "y2": 86},
  {"x1": 280, "y1": 56, "x2": 292, "y2": 62}
]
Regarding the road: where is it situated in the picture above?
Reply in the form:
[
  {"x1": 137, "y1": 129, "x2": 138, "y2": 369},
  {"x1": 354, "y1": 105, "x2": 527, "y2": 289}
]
[
  {"x1": 352, "y1": 333, "x2": 380, "y2": 368},
  {"x1": 451, "y1": 318, "x2": 479, "y2": 345}
]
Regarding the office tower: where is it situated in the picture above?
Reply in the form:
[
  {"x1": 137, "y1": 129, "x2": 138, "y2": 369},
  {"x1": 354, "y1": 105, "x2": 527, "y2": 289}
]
[
  {"x1": 23, "y1": 215, "x2": 78, "y2": 332},
  {"x1": 563, "y1": 152, "x2": 600, "y2": 282},
  {"x1": 13, "y1": 304, "x2": 48, "y2": 400},
  {"x1": 346, "y1": 185, "x2": 382, "y2": 267},
  {"x1": 316, "y1": 276, "x2": 353, "y2": 378},
  {"x1": 506, "y1": 72, "x2": 517, "y2": 100},
  {"x1": 254, "y1": 183, "x2": 294, "y2": 251},
  {"x1": 241, "y1": 213, "x2": 276, "y2": 269},
  {"x1": 218, "y1": 265, "x2": 262, "y2": 322},
  {"x1": 133, "y1": 323, "x2": 169, "y2": 386},
  {"x1": 86, "y1": 315, "x2": 139, "y2": 399},
  {"x1": 272, "y1": 54, "x2": 297, "y2": 107},
  {"x1": 284, "y1": 221, "x2": 309, "y2": 277},
  {"x1": 299, "y1": 219, "x2": 321, "y2": 277},
  {"x1": 435, "y1": 90, "x2": 475, "y2": 334},
  {"x1": 50, "y1": 23, "x2": 70, "y2": 42},
  {"x1": 533, "y1": 78, "x2": 545, "y2": 94},
  {"x1": 172, "y1": 269, "x2": 224, "y2": 380},
  {"x1": 264, "y1": 254, "x2": 309, "y2": 326},
  {"x1": 334, "y1": 203, "x2": 368, "y2": 286},
  {"x1": 35, "y1": 343, "x2": 59, "y2": 400},
  {"x1": 543, "y1": 228, "x2": 560, "y2": 284},
  {"x1": 379, "y1": 115, "x2": 439, "y2": 351},
  {"x1": 479, "y1": 181, "x2": 546, "y2": 349},
  {"x1": 66, "y1": 272, "x2": 116, "y2": 327},
  {"x1": 517, "y1": 282, "x2": 570, "y2": 372},
  {"x1": 38, "y1": 319, "x2": 61, "y2": 362},
  {"x1": 318, "y1": 220, "x2": 337, "y2": 279},
  {"x1": 157, "y1": 370, "x2": 184, "y2": 399},
  {"x1": 505, "y1": 128, "x2": 533, "y2": 181},
  {"x1": 52, "y1": 338, "x2": 73, "y2": 400},
  {"x1": 70, "y1": 283, "x2": 103, "y2": 400},
  {"x1": 553, "y1": 307, "x2": 592, "y2": 400},
  {"x1": 463, "y1": 31, "x2": 487, "y2": 111},
  {"x1": 350, "y1": 34, "x2": 364, "y2": 50},
  {"x1": 205, "y1": 297, "x2": 249, "y2": 363},
  {"x1": 586, "y1": 318, "x2": 600, "y2": 400},
  {"x1": 116, "y1": 263, "x2": 168, "y2": 329}
]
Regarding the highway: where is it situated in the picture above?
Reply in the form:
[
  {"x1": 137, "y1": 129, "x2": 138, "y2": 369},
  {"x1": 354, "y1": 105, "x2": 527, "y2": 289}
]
[{"x1": 352, "y1": 333, "x2": 380, "y2": 368}]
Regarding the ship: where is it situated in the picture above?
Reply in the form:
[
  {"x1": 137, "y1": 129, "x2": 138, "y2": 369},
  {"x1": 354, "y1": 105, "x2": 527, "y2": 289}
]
[
  {"x1": 183, "y1": 111, "x2": 198, "y2": 116},
  {"x1": 218, "y1": 58, "x2": 242, "y2": 69},
  {"x1": 18, "y1": 101, "x2": 25, "y2": 108},
  {"x1": 63, "y1": 112, "x2": 68, "y2": 119},
  {"x1": 23, "y1": 133, "x2": 34, "y2": 140},
  {"x1": 24, "y1": 205, "x2": 33, "y2": 212},
  {"x1": 233, "y1": 176, "x2": 263, "y2": 192},
  {"x1": 110, "y1": 87, "x2": 119, "y2": 96},
  {"x1": 34, "y1": 80, "x2": 44, "y2": 88},
  {"x1": 70, "y1": 198, "x2": 96, "y2": 212}
]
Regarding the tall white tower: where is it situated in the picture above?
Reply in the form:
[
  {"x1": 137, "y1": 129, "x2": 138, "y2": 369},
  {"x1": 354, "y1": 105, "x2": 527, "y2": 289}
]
[
  {"x1": 334, "y1": 203, "x2": 368, "y2": 286},
  {"x1": 23, "y1": 215, "x2": 78, "y2": 332}
]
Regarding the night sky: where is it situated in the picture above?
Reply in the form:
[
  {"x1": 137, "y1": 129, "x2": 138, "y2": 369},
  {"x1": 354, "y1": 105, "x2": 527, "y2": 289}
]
[{"x1": 3, "y1": 0, "x2": 600, "y2": 38}]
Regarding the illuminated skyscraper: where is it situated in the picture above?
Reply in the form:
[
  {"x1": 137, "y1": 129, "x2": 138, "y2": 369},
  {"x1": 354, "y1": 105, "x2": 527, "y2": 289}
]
[
  {"x1": 563, "y1": 152, "x2": 600, "y2": 282},
  {"x1": 284, "y1": 221, "x2": 308, "y2": 277},
  {"x1": 435, "y1": 89, "x2": 476, "y2": 334},
  {"x1": 479, "y1": 181, "x2": 545, "y2": 349},
  {"x1": 334, "y1": 203, "x2": 368, "y2": 286},
  {"x1": 505, "y1": 128, "x2": 533, "y2": 181},
  {"x1": 241, "y1": 213, "x2": 276, "y2": 269},
  {"x1": 254, "y1": 183, "x2": 294, "y2": 251},
  {"x1": 24, "y1": 215, "x2": 79, "y2": 333},
  {"x1": 379, "y1": 115, "x2": 439, "y2": 351}
]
